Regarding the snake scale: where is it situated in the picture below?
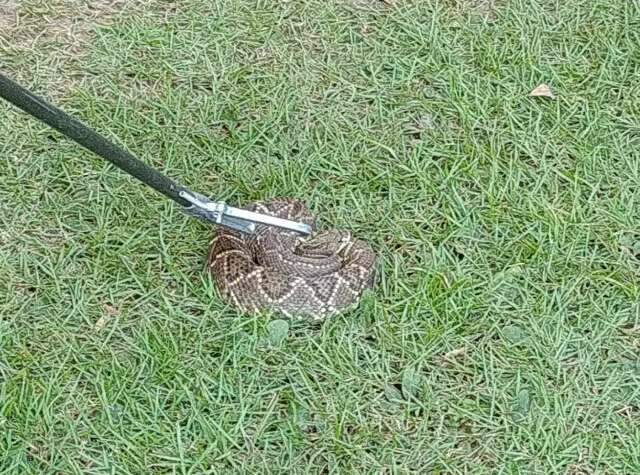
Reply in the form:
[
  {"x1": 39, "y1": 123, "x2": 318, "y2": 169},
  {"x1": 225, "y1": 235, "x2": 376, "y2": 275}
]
[{"x1": 207, "y1": 198, "x2": 376, "y2": 319}]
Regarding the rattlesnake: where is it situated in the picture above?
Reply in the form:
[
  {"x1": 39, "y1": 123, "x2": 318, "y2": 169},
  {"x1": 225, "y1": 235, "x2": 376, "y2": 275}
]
[{"x1": 207, "y1": 198, "x2": 376, "y2": 319}]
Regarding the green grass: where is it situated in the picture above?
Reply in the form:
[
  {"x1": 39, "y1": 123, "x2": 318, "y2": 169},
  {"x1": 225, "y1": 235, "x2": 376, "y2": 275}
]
[{"x1": 1, "y1": 0, "x2": 640, "y2": 472}]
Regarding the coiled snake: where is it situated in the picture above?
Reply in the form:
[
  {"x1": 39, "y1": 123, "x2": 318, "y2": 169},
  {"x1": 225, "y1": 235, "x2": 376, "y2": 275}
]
[{"x1": 207, "y1": 198, "x2": 376, "y2": 319}]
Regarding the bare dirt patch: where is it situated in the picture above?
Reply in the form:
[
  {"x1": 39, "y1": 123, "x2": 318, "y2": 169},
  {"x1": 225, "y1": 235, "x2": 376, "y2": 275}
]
[
  {"x1": 450, "y1": 0, "x2": 499, "y2": 20},
  {"x1": 0, "y1": 0, "x2": 170, "y2": 95},
  {"x1": 2, "y1": 1, "x2": 134, "y2": 50},
  {"x1": 471, "y1": 0, "x2": 496, "y2": 18},
  {"x1": 0, "y1": 0, "x2": 19, "y2": 32}
]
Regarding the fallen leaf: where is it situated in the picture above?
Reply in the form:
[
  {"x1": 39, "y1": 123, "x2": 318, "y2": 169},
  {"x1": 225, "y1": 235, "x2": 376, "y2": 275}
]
[
  {"x1": 529, "y1": 83, "x2": 555, "y2": 99},
  {"x1": 104, "y1": 304, "x2": 118, "y2": 316},
  {"x1": 95, "y1": 305, "x2": 118, "y2": 331},
  {"x1": 439, "y1": 347, "x2": 466, "y2": 366},
  {"x1": 94, "y1": 315, "x2": 109, "y2": 331}
]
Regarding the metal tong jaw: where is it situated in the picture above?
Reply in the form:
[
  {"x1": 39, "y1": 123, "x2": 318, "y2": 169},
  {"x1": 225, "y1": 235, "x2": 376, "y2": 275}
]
[{"x1": 179, "y1": 190, "x2": 312, "y2": 236}]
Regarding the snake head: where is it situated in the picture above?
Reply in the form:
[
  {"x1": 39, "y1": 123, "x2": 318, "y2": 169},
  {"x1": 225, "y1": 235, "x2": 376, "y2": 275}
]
[{"x1": 297, "y1": 230, "x2": 352, "y2": 257}]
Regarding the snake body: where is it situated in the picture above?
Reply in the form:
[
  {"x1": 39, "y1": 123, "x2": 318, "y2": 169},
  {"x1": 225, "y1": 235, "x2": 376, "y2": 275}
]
[{"x1": 207, "y1": 198, "x2": 376, "y2": 319}]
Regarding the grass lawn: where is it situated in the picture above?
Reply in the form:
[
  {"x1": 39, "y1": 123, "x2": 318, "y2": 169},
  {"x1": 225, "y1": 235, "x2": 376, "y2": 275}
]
[{"x1": 1, "y1": 0, "x2": 640, "y2": 472}]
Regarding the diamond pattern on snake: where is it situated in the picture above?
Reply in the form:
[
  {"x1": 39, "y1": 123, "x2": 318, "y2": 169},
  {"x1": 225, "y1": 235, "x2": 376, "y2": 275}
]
[{"x1": 207, "y1": 198, "x2": 376, "y2": 319}]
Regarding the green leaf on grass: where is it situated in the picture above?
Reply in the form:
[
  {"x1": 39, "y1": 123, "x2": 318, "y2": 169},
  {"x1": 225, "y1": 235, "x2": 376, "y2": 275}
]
[
  {"x1": 384, "y1": 383, "x2": 404, "y2": 403},
  {"x1": 401, "y1": 367, "x2": 421, "y2": 400},
  {"x1": 502, "y1": 325, "x2": 528, "y2": 345},
  {"x1": 267, "y1": 319, "x2": 289, "y2": 345},
  {"x1": 512, "y1": 389, "x2": 531, "y2": 422}
]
